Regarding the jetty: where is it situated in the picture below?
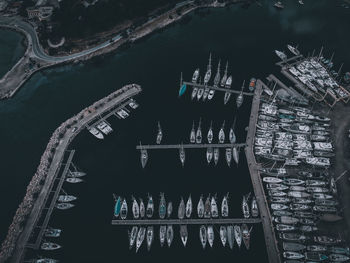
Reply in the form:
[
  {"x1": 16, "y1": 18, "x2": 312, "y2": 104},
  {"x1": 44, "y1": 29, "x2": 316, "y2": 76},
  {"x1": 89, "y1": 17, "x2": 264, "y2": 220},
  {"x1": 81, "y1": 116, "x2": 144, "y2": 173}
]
[
  {"x1": 181, "y1": 81, "x2": 254, "y2": 96},
  {"x1": 112, "y1": 218, "x2": 261, "y2": 225},
  {"x1": 136, "y1": 143, "x2": 246, "y2": 150},
  {"x1": 0, "y1": 84, "x2": 141, "y2": 263},
  {"x1": 244, "y1": 79, "x2": 281, "y2": 263}
]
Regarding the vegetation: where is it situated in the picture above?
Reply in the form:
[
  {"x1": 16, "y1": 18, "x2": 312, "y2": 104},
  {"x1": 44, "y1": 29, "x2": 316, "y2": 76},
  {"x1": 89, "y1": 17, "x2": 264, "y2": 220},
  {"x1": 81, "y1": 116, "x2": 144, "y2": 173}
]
[{"x1": 51, "y1": 0, "x2": 181, "y2": 39}]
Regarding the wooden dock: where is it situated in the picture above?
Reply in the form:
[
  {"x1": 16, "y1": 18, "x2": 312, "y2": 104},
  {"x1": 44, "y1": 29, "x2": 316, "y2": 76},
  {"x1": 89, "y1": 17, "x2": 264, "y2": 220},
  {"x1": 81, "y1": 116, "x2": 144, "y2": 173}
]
[
  {"x1": 136, "y1": 143, "x2": 246, "y2": 150},
  {"x1": 182, "y1": 81, "x2": 254, "y2": 96},
  {"x1": 244, "y1": 79, "x2": 281, "y2": 263},
  {"x1": 112, "y1": 218, "x2": 261, "y2": 225}
]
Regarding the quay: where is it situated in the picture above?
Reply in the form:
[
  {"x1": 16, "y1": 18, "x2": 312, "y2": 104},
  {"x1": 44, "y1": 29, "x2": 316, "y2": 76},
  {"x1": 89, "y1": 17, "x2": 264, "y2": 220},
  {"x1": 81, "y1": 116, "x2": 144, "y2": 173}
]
[
  {"x1": 26, "y1": 150, "x2": 75, "y2": 250},
  {"x1": 111, "y1": 218, "x2": 261, "y2": 225},
  {"x1": 244, "y1": 79, "x2": 281, "y2": 263},
  {"x1": 182, "y1": 81, "x2": 254, "y2": 96},
  {"x1": 0, "y1": 84, "x2": 141, "y2": 263},
  {"x1": 136, "y1": 143, "x2": 246, "y2": 150}
]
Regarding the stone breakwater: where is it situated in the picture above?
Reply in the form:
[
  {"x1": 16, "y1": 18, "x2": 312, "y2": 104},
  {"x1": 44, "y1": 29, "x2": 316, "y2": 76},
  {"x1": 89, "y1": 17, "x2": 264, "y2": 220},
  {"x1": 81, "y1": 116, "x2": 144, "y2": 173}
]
[{"x1": 0, "y1": 84, "x2": 141, "y2": 262}]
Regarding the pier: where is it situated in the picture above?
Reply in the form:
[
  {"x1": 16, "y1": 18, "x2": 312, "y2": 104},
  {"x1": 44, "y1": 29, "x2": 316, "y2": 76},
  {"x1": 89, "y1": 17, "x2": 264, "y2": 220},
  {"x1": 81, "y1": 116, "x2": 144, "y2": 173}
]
[
  {"x1": 136, "y1": 143, "x2": 246, "y2": 150},
  {"x1": 244, "y1": 79, "x2": 281, "y2": 263},
  {"x1": 3, "y1": 84, "x2": 142, "y2": 263},
  {"x1": 26, "y1": 150, "x2": 75, "y2": 250},
  {"x1": 182, "y1": 81, "x2": 254, "y2": 96},
  {"x1": 111, "y1": 218, "x2": 261, "y2": 225}
]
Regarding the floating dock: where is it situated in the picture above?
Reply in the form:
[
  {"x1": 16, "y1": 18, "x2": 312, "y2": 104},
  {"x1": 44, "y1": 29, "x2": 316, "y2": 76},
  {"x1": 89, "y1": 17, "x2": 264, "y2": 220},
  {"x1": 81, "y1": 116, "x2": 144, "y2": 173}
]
[
  {"x1": 181, "y1": 81, "x2": 254, "y2": 96},
  {"x1": 244, "y1": 79, "x2": 281, "y2": 263},
  {"x1": 111, "y1": 218, "x2": 261, "y2": 225},
  {"x1": 136, "y1": 143, "x2": 246, "y2": 150}
]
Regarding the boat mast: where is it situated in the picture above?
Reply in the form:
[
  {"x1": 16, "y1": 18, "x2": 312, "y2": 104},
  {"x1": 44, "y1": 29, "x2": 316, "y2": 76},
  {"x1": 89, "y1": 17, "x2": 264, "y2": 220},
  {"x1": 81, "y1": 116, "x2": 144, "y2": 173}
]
[
  {"x1": 317, "y1": 46, "x2": 323, "y2": 61},
  {"x1": 224, "y1": 61, "x2": 228, "y2": 75}
]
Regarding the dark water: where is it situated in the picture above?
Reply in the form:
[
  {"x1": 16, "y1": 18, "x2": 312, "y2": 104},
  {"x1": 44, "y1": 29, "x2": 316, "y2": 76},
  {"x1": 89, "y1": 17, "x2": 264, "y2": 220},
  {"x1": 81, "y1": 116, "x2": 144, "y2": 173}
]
[
  {"x1": 0, "y1": 0, "x2": 349, "y2": 262},
  {"x1": 0, "y1": 29, "x2": 25, "y2": 78}
]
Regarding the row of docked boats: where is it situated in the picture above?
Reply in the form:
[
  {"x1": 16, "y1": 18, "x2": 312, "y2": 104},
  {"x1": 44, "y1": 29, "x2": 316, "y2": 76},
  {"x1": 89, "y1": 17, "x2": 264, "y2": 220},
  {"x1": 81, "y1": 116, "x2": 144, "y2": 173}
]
[
  {"x1": 88, "y1": 99, "x2": 138, "y2": 139},
  {"x1": 286, "y1": 53, "x2": 349, "y2": 102},
  {"x1": 114, "y1": 193, "x2": 247, "y2": 219},
  {"x1": 255, "y1": 98, "x2": 333, "y2": 167},
  {"x1": 254, "y1": 79, "x2": 348, "y2": 262},
  {"x1": 128, "y1": 223, "x2": 254, "y2": 252},
  {"x1": 186, "y1": 53, "x2": 254, "y2": 106}
]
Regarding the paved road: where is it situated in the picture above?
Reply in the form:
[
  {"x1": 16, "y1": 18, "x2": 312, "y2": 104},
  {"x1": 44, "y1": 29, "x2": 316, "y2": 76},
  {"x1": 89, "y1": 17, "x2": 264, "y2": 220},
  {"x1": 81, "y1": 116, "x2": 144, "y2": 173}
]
[{"x1": 0, "y1": 16, "x2": 123, "y2": 63}]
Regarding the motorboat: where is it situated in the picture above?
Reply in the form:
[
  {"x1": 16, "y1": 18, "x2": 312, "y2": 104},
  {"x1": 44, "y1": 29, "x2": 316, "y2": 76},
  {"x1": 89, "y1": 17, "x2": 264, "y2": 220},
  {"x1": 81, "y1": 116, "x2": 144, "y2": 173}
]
[
  {"x1": 166, "y1": 225, "x2": 174, "y2": 247},
  {"x1": 204, "y1": 195, "x2": 211, "y2": 218},
  {"x1": 221, "y1": 193, "x2": 229, "y2": 217},
  {"x1": 139, "y1": 199, "x2": 145, "y2": 218},
  {"x1": 207, "y1": 225, "x2": 215, "y2": 248},
  {"x1": 120, "y1": 198, "x2": 128, "y2": 219},
  {"x1": 234, "y1": 225, "x2": 242, "y2": 248},
  {"x1": 197, "y1": 195, "x2": 204, "y2": 218},
  {"x1": 58, "y1": 195, "x2": 76, "y2": 203},
  {"x1": 214, "y1": 148, "x2": 220, "y2": 165},
  {"x1": 242, "y1": 195, "x2": 250, "y2": 218},
  {"x1": 185, "y1": 195, "x2": 192, "y2": 218},
  {"x1": 179, "y1": 144, "x2": 185, "y2": 167},
  {"x1": 41, "y1": 242, "x2": 61, "y2": 251},
  {"x1": 55, "y1": 203, "x2": 74, "y2": 210},
  {"x1": 227, "y1": 225, "x2": 234, "y2": 249},
  {"x1": 44, "y1": 228, "x2": 61, "y2": 238},
  {"x1": 156, "y1": 122, "x2": 163, "y2": 144},
  {"x1": 159, "y1": 225, "x2": 166, "y2": 247},
  {"x1": 225, "y1": 148, "x2": 232, "y2": 167},
  {"x1": 220, "y1": 226, "x2": 227, "y2": 247},
  {"x1": 218, "y1": 121, "x2": 225, "y2": 143},
  {"x1": 167, "y1": 201, "x2": 173, "y2": 218},
  {"x1": 200, "y1": 225, "x2": 207, "y2": 249},
  {"x1": 178, "y1": 197, "x2": 185, "y2": 219},
  {"x1": 146, "y1": 226, "x2": 154, "y2": 251},
  {"x1": 180, "y1": 225, "x2": 188, "y2": 247},
  {"x1": 146, "y1": 195, "x2": 154, "y2": 218},
  {"x1": 207, "y1": 121, "x2": 213, "y2": 143},
  {"x1": 132, "y1": 197, "x2": 140, "y2": 219},
  {"x1": 192, "y1": 68, "x2": 200, "y2": 83},
  {"x1": 283, "y1": 242, "x2": 306, "y2": 252},
  {"x1": 211, "y1": 195, "x2": 218, "y2": 218},
  {"x1": 206, "y1": 147, "x2": 213, "y2": 164},
  {"x1": 159, "y1": 193, "x2": 166, "y2": 219},
  {"x1": 242, "y1": 224, "x2": 252, "y2": 250},
  {"x1": 251, "y1": 196, "x2": 259, "y2": 217}
]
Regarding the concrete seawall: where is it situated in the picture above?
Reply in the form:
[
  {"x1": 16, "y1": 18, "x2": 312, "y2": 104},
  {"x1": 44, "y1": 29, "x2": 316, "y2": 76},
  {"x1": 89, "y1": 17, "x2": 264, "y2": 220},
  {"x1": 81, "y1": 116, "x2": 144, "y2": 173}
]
[{"x1": 0, "y1": 84, "x2": 141, "y2": 263}]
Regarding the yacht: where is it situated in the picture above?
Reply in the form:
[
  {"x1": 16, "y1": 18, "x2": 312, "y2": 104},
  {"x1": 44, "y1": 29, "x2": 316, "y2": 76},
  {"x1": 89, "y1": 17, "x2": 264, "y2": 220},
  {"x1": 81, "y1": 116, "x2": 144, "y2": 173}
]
[
  {"x1": 178, "y1": 197, "x2": 185, "y2": 219},
  {"x1": 196, "y1": 118, "x2": 202, "y2": 144},
  {"x1": 41, "y1": 242, "x2": 61, "y2": 251},
  {"x1": 283, "y1": 252, "x2": 304, "y2": 260},
  {"x1": 120, "y1": 198, "x2": 128, "y2": 219},
  {"x1": 55, "y1": 203, "x2": 74, "y2": 210},
  {"x1": 146, "y1": 226, "x2": 154, "y2": 251},
  {"x1": 197, "y1": 195, "x2": 204, "y2": 218},
  {"x1": 129, "y1": 226, "x2": 138, "y2": 249},
  {"x1": 251, "y1": 197, "x2": 259, "y2": 217},
  {"x1": 207, "y1": 225, "x2": 215, "y2": 248},
  {"x1": 180, "y1": 225, "x2": 188, "y2": 247},
  {"x1": 204, "y1": 195, "x2": 211, "y2": 218},
  {"x1": 156, "y1": 122, "x2": 162, "y2": 144},
  {"x1": 218, "y1": 121, "x2": 225, "y2": 143},
  {"x1": 283, "y1": 242, "x2": 306, "y2": 252},
  {"x1": 159, "y1": 193, "x2": 166, "y2": 219},
  {"x1": 58, "y1": 195, "x2": 76, "y2": 203},
  {"x1": 34, "y1": 258, "x2": 58, "y2": 263},
  {"x1": 167, "y1": 201, "x2": 173, "y2": 218},
  {"x1": 220, "y1": 61, "x2": 228, "y2": 87},
  {"x1": 224, "y1": 76, "x2": 232, "y2": 105},
  {"x1": 200, "y1": 225, "x2": 207, "y2": 249},
  {"x1": 242, "y1": 195, "x2": 250, "y2": 218},
  {"x1": 132, "y1": 197, "x2": 140, "y2": 219},
  {"x1": 44, "y1": 228, "x2": 61, "y2": 238},
  {"x1": 214, "y1": 148, "x2": 220, "y2": 165},
  {"x1": 88, "y1": 127, "x2": 104, "y2": 139},
  {"x1": 166, "y1": 225, "x2": 174, "y2": 247},
  {"x1": 227, "y1": 225, "x2": 234, "y2": 249},
  {"x1": 192, "y1": 68, "x2": 200, "y2": 83},
  {"x1": 185, "y1": 195, "x2": 192, "y2": 218},
  {"x1": 207, "y1": 121, "x2": 213, "y2": 143},
  {"x1": 275, "y1": 50, "x2": 287, "y2": 60},
  {"x1": 274, "y1": 1, "x2": 285, "y2": 9},
  {"x1": 159, "y1": 225, "x2": 166, "y2": 247},
  {"x1": 96, "y1": 121, "x2": 113, "y2": 135},
  {"x1": 225, "y1": 148, "x2": 232, "y2": 167},
  {"x1": 242, "y1": 224, "x2": 252, "y2": 250},
  {"x1": 221, "y1": 193, "x2": 229, "y2": 217},
  {"x1": 234, "y1": 225, "x2": 242, "y2": 248},
  {"x1": 179, "y1": 144, "x2": 185, "y2": 167},
  {"x1": 146, "y1": 195, "x2": 154, "y2": 218},
  {"x1": 220, "y1": 226, "x2": 227, "y2": 247},
  {"x1": 304, "y1": 252, "x2": 328, "y2": 261},
  {"x1": 190, "y1": 121, "x2": 196, "y2": 143},
  {"x1": 211, "y1": 195, "x2": 218, "y2": 218},
  {"x1": 66, "y1": 177, "x2": 83, "y2": 183},
  {"x1": 329, "y1": 254, "x2": 349, "y2": 262},
  {"x1": 136, "y1": 227, "x2": 146, "y2": 252},
  {"x1": 139, "y1": 198, "x2": 145, "y2": 218},
  {"x1": 287, "y1": 44, "x2": 300, "y2": 56},
  {"x1": 206, "y1": 147, "x2": 213, "y2": 164},
  {"x1": 204, "y1": 53, "x2": 212, "y2": 85},
  {"x1": 140, "y1": 144, "x2": 148, "y2": 168}
]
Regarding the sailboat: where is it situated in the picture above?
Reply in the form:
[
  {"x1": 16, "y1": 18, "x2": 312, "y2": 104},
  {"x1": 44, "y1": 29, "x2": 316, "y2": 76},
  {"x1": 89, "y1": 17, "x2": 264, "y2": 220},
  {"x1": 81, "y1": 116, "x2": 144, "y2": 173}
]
[
  {"x1": 136, "y1": 227, "x2": 146, "y2": 253},
  {"x1": 159, "y1": 193, "x2": 166, "y2": 219},
  {"x1": 242, "y1": 224, "x2": 252, "y2": 250},
  {"x1": 180, "y1": 225, "x2": 188, "y2": 247},
  {"x1": 204, "y1": 53, "x2": 212, "y2": 85},
  {"x1": 225, "y1": 148, "x2": 232, "y2": 167},
  {"x1": 196, "y1": 118, "x2": 202, "y2": 144},
  {"x1": 190, "y1": 121, "x2": 196, "y2": 143},
  {"x1": 139, "y1": 198, "x2": 145, "y2": 218},
  {"x1": 132, "y1": 196, "x2": 140, "y2": 219},
  {"x1": 179, "y1": 143, "x2": 185, "y2": 167},
  {"x1": 114, "y1": 195, "x2": 121, "y2": 217},
  {"x1": 218, "y1": 120, "x2": 225, "y2": 143},
  {"x1": 224, "y1": 75, "x2": 232, "y2": 105},
  {"x1": 221, "y1": 193, "x2": 229, "y2": 217},
  {"x1": 220, "y1": 61, "x2": 228, "y2": 87},
  {"x1": 214, "y1": 148, "x2": 220, "y2": 165},
  {"x1": 185, "y1": 195, "x2": 192, "y2": 218},
  {"x1": 233, "y1": 147, "x2": 239, "y2": 165},
  {"x1": 197, "y1": 195, "x2": 204, "y2": 218},
  {"x1": 200, "y1": 225, "x2": 207, "y2": 249},
  {"x1": 207, "y1": 226, "x2": 215, "y2": 248},
  {"x1": 140, "y1": 142, "x2": 148, "y2": 168},
  {"x1": 120, "y1": 198, "x2": 128, "y2": 220},
  {"x1": 159, "y1": 225, "x2": 166, "y2": 247},
  {"x1": 207, "y1": 121, "x2": 213, "y2": 143},
  {"x1": 220, "y1": 226, "x2": 227, "y2": 247},
  {"x1": 236, "y1": 80, "x2": 244, "y2": 108},
  {"x1": 156, "y1": 122, "x2": 162, "y2": 144},
  {"x1": 209, "y1": 60, "x2": 221, "y2": 100},
  {"x1": 229, "y1": 117, "x2": 237, "y2": 144}
]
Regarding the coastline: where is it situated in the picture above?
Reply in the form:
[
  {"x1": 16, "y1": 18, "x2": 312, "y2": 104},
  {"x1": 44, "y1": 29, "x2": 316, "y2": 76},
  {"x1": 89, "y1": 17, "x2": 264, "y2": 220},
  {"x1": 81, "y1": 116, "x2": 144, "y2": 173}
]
[
  {"x1": 0, "y1": 0, "x2": 244, "y2": 100},
  {"x1": 0, "y1": 84, "x2": 142, "y2": 263}
]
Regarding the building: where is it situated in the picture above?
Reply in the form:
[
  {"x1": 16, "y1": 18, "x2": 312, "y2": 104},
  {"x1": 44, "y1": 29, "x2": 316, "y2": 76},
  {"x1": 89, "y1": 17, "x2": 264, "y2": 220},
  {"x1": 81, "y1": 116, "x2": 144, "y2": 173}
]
[{"x1": 26, "y1": 5, "x2": 54, "y2": 20}]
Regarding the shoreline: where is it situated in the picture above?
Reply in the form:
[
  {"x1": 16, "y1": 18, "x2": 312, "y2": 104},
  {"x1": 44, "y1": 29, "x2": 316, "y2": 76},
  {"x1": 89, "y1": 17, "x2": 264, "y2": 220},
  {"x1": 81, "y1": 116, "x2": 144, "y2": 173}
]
[
  {"x1": 0, "y1": 0, "x2": 244, "y2": 100},
  {"x1": 0, "y1": 84, "x2": 142, "y2": 263}
]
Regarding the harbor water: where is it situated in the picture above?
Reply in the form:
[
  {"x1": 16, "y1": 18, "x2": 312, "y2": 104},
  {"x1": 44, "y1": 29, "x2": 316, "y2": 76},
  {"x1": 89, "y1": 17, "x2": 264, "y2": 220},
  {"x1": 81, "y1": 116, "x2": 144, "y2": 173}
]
[{"x1": 0, "y1": 0, "x2": 349, "y2": 262}]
